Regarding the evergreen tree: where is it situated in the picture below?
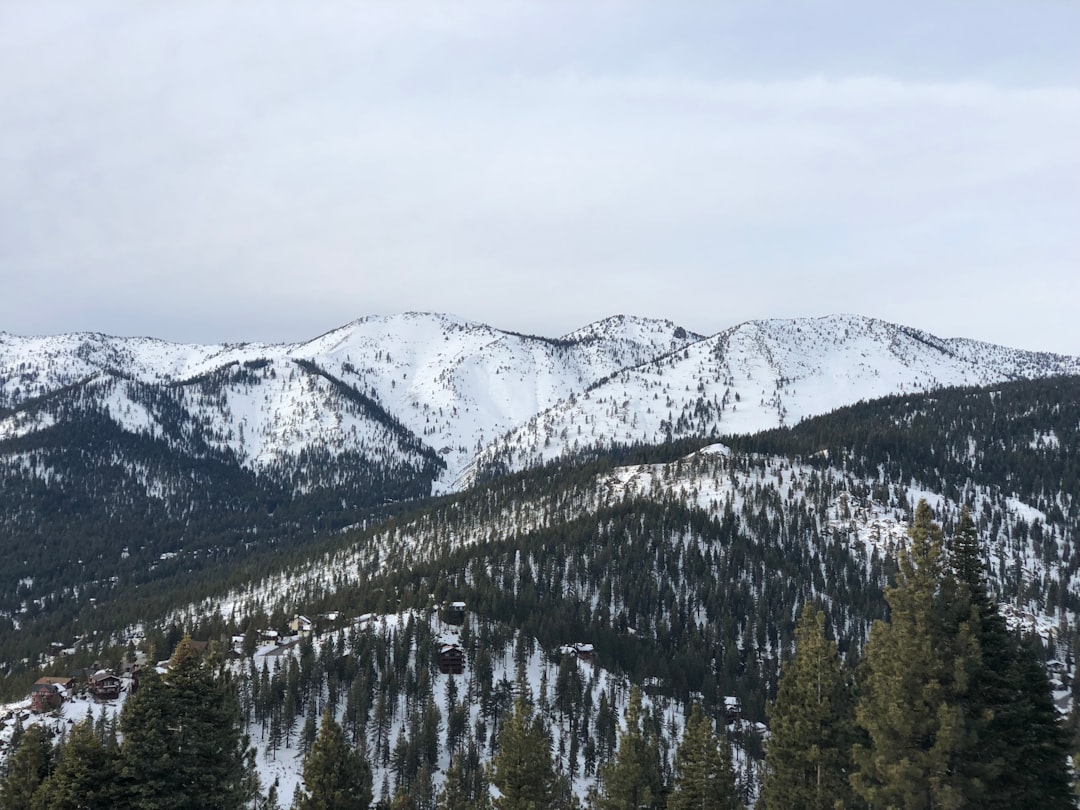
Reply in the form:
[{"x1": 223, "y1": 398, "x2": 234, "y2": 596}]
[
  {"x1": 118, "y1": 636, "x2": 259, "y2": 808},
  {"x1": 437, "y1": 751, "x2": 490, "y2": 810},
  {"x1": 30, "y1": 718, "x2": 118, "y2": 809},
  {"x1": 0, "y1": 724, "x2": 53, "y2": 810},
  {"x1": 594, "y1": 686, "x2": 666, "y2": 810},
  {"x1": 666, "y1": 704, "x2": 738, "y2": 810},
  {"x1": 490, "y1": 695, "x2": 558, "y2": 810},
  {"x1": 851, "y1": 500, "x2": 976, "y2": 809},
  {"x1": 295, "y1": 711, "x2": 373, "y2": 810},
  {"x1": 760, "y1": 605, "x2": 855, "y2": 810},
  {"x1": 947, "y1": 508, "x2": 1073, "y2": 806},
  {"x1": 996, "y1": 634, "x2": 1073, "y2": 807}
]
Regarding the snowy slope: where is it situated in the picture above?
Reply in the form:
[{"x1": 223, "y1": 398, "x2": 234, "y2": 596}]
[
  {"x1": 0, "y1": 313, "x2": 703, "y2": 487},
  {"x1": 464, "y1": 315, "x2": 1080, "y2": 484},
  {"x1": 3, "y1": 313, "x2": 1078, "y2": 494}
]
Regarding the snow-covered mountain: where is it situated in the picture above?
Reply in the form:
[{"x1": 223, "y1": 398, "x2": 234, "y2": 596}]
[
  {"x1": 464, "y1": 314, "x2": 1080, "y2": 483},
  {"x1": 1, "y1": 312, "x2": 1077, "y2": 495},
  {"x1": 0, "y1": 312, "x2": 701, "y2": 490}
]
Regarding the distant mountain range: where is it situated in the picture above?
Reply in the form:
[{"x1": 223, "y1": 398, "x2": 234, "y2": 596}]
[{"x1": 3, "y1": 312, "x2": 1077, "y2": 494}]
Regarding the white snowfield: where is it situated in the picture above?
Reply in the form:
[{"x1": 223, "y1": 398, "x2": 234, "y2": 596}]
[{"x1": 2, "y1": 312, "x2": 1076, "y2": 492}]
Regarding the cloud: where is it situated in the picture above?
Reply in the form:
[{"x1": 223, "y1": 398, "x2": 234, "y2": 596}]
[{"x1": 0, "y1": 2, "x2": 1077, "y2": 353}]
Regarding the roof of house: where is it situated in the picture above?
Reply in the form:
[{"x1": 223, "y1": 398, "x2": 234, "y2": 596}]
[{"x1": 36, "y1": 676, "x2": 72, "y2": 686}]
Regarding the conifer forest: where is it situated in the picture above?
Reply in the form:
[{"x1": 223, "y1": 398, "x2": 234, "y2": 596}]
[{"x1": 2, "y1": 348, "x2": 1080, "y2": 806}]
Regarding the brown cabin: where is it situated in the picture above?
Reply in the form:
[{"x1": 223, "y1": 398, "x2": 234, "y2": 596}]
[
  {"x1": 724, "y1": 696, "x2": 742, "y2": 725},
  {"x1": 437, "y1": 643, "x2": 465, "y2": 675},
  {"x1": 88, "y1": 670, "x2": 122, "y2": 700},
  {"x1": 30, "y1": 680, "x2": 65, "y2": 713},
  {"x1": 442, "y1": 602, "x2": 467, "y2": 625}
]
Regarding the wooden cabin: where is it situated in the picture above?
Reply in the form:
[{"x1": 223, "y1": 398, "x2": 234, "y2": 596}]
[
  {"x1": 558, "y1": 642, "x2": 596, "y2": 662},
  {"x1": 30, "y1": 680, "x2": 65, "y2": 713},
  {"x1": 442, "y1": 601, "x2": 467, "y2": 625},
  {"x1": 724, "y1": 696, "x2": 742, "y2": 725},
  {"x1": 437, "y1": 643, "x2": 465, "y2": 675},
  {"x1": 88, "y1": 670, "x2": 122, "y2": 700}
]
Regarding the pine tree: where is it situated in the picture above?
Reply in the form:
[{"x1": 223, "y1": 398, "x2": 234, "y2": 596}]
[
  {"x1": 295, "y1": 711, "x2": 373, "y2": 810},
  {"x1": 760, "y1": 605, "x2": 854, "y2": 810},
  {"x1": 0, "y1": 724, "x2": 53, "y2": 810},
  {"x1": 851, "y1": 500, "x2": 975, "y2": 809},
  {"x1": 490, "y1": 695, "x2": 558, "y2": 810},
  {"x1": 30, "y1": 718, "x2": 118, "y2": 809},
  {"x1": 666, "y1": 704, "x2": 738, "y2": 810},
  {"x1": 119, "y1": 635, "x2": 260, "y2": 808},
  {"x1": 996, "y1": 634, "x2": 1073, "y2": 807},
  {"x1": 438, "y1": 751, "x2": 491, "y2": 810},
  {"x1": 946, "y1": 508, "x2": 1073, "y2": 806},
  {"x1": 594, "y1": 686, "x2": 666, "y2": 810}
]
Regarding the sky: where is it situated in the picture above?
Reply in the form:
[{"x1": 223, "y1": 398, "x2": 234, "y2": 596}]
[{"x1": 1, "y1": 1, "x2": 1078, "y2": 354}]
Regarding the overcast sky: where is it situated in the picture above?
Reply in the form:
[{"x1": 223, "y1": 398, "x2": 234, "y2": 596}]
[{"x1": 2, "y1": 1, "x2": 1078, "y2": 353}]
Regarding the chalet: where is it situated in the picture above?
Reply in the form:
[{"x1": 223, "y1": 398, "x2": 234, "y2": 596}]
[
  {"x1": 724, "y1": 696, "x2": 742, "y2": 725},
  {"x1": 437, "y1": 643, "x2": 465, "y2": 675},
  {"x1": 289, "y1": 615, "x2": 314, "y2": 637},
  {"x1": 30, "y1": 680, "x2": 66, "y2": 713},
  {"x1": 443, "y1": 602, "x2": 467, "y2": 625},
  {"x1": 558, "y1": 643, "x2": 596, "y2": 662},
  {"x1": 88, "y1": 670, "x2": 122, "y2": 701}
]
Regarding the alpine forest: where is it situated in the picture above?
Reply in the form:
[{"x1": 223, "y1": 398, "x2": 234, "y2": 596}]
[{"x1": 2, "y1": 314, "x2": 1080, "y2": 808}]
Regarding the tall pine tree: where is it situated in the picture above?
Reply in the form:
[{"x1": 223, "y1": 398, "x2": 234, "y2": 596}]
[
  {"x1": 851, "y1": 500, "x2": 977, "y2": 809},
  {"x1": 490, "y1": 695, "x2": 558, "y2": 810},
  {"x1": 593, "y1": 686, "x2": 666, "y2": 810},
  {"x1": 666, "y1": 704, "x2": 738, "y2": 810},
  {"x1": 760, "y1": 604, "x2": 855, "y2": 810},
  {"x1": 0, "y1": 724, "x2": 53, "y2": 810},
  {"x1": 295, "y1": 711, "x2": 373, "y2": 810},
  {"x1": 30, "y1": 717, "x2": 119, "y2": 810},
  {"x1": 118, "y1": 636, "x2": 259, "y2": 808}
]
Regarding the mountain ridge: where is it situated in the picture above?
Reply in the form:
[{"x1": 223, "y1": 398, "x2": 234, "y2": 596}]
[{"x1": 3, "y1": 313, "x2": 1078, "y2": 494}]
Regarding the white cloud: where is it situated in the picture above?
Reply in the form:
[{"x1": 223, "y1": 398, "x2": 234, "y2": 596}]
[{"x1": 0, "y1": 2, "x2": 1077, "y2": 352}]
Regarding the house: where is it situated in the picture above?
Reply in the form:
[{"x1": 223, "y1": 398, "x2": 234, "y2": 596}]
[
  {"x1": 88, "y1": 670, "x2": 122, "y2": 701},
  {"x1": 443, "y1": 601, "x2": 467, "y2": 625},
  {"x1": 558, "y1": 643, "x2": 596, "y2": 662},
  {"x1": 572, "y1": 643, "x2": 594, "y2": 661},
  {"x1": 289, "y1": 615, "x2": 313, "y2": 637},
  {"x1": 437, "y1": 643, "x2": 465, "y2": 675},
  {"x1": 30, "y1": 679, "x2": 67, "y2": 713},
  {"x1": 724, "y1": 696, "x2": 742, "y2": 725}
]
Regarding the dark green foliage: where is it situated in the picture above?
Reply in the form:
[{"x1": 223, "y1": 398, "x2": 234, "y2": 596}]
[
  {"x1": 491, "y1": 695, "x2": 558, "y2": 810},
  {"x1": 760, "y1": 605, "x2": 855, "y2": 810},
  {"x1": 296, "y1": 711, "x2": 373, "y2": 810},
  {"x1": 667, "y1": 704, "x2": 738, "y2": 810},
  {"x1": 852, "y1": 501, "x2": 978, "y2": 808},
  {"x1": 118, "y1": 636, "x2": 259, "y2": 809},
  {"x1": 851, "y1": 501, "x2": 1073, "y2": 808},
  {"x1": 437, "y1": 751, "x2": 491, "y2": 810},
  {"x1": 594, "y1": 686, "x2": 666, "y2": 810},
  {"x1": 29, "y1": 718, "x2": 118, "y2": 809},
  {"x1": 0, "y1": 724, "x2": 53, "y2": 810}
]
